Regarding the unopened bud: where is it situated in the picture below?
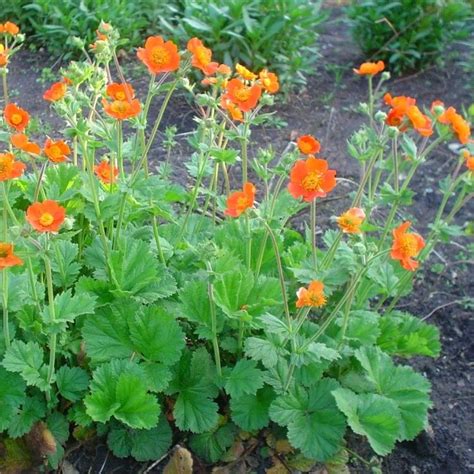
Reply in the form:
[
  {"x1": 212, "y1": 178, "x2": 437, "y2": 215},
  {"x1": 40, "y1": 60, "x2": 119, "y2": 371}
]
[
  {"x1": 381, "y1": 71, "x2": 391, "y2": 81},
  {"x1": 375, "y1": 111, "x2": 387, "y2": 123},
  {"x1": 388, "y1": 126, "x2": 400, "y2": 138}
]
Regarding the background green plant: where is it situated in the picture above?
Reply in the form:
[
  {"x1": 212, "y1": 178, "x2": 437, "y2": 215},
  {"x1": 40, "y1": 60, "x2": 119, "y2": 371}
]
[
  {"x1": 347, "y1": 0, "x2": 472, "y2": 75},
  {"x1": 1, "y1": 0, "x2": 168, "y2": 57},
  {"x1": 159, "y1": 0, "x2": 326, "y2": 90}
]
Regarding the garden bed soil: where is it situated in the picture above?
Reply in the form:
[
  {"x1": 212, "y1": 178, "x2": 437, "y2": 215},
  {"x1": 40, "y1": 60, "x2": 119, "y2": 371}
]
[{"x1": 6, "y1": 6, "x2": 473, "y2": 474}]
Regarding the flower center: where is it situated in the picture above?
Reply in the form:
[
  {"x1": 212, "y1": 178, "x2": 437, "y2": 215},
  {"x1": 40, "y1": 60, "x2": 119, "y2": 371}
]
[
  {"x1": 309, "y1": 293, "x2": 326, "y2": 307},
  {"x1": 11, "y1": 113, "x2": 23, "y2": 125},
  {"x1": 39, "y1": 213, "x2": 54, "y2": 226},
  {"x1": 0, "y1": 244, "x2": 9, "y2": 258},
  {"x1": 0, "y1": 156, "x2": 12, "y2": 174},
  {"x1": 302, "y1": 171, "x2": 323, "y2": 191},
  {"x1": 49, "y1": 145, "x2": 62, "y2": 158},
  {"x1": 263, "y1": 77, "x2": 271, "y2": 87},
  {"x1": 196, "y1": 48, "x2": 210, "y2": 65},
  {"x1": 111, "y1": 101, "x2": 128, "y2": 114},
  {"x1": 237, "y1": 196, "x2": 250, "y2": 209},
  {"x1": 234, "y1": 87, "x2": 251, "y2": 102},
  {"x1": 151, "y1": 47, "x2": 170, "y2": 66},
  {"x1": 399, "y1": 234, "x2": 418, "y2": 256},
  {"x1": 115, "y1": 91, "x2": 126, "y2": 100}
]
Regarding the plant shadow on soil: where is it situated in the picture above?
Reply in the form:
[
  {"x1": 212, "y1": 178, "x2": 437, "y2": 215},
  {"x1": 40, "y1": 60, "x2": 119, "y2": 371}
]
[{"x1": 7, "y1": 6, "x2": 473, "y2": 474}]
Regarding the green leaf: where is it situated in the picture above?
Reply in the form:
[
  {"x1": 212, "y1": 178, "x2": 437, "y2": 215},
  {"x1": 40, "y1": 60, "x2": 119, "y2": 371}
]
[
  {"x1": 174, "y1": 389, "x2": 219, "y2": 433},
  {"x1": 7, "y1": 396, "x2": 46, "y2": 438},
  {"x1": 2, "y1": 340, "x2": 49, "y2": 390},
  {"x1": 244, "y1": 337, "x2": 279, "y2": 369},
  {"x1": 56, "y1": 366, "x2": 90, "y2": 402},
  {"x1": 367, "y1": 262, "x2": 399, "y2": 297},
  {"x1": 377, "y1": 311, "x2": 441, "y2": 357},
  {"x1": 114, "y1": 373, "x2": 161, "y2": 429},
  {"x1": 129, "y1": 306, "x2": 185, "y2": 366},
  {"x1": 224, "y1": 359, "x2": 265, "y2": 398},
  {"x1": 42, "y1": 289, "x2": 96, "y2": 333},
  {"x1": 0, "y1": 368, "x2": 26, "y2": 431},
  {"x1": 190, "y1": 422, "x2": 237, "y2": 462},
  {"x1": 129, "y1": 417, "x2": 172, "y2": 461},
  {"x1": 82, "y1": 303, "x2": 135, "y2": 363},
  {"x1": 46, "y1": 411, "x2": 69, "y2": 469},
  {"x1": 179, "y1": 279, "x2": 223, "y2": 340},
  {"x1": 84, "y1": 360, "x2": 160, "y2": 429},
  {"x1": 340, "y1": 310, "x2": 380, "y2": 347},
  {"x1": 270, "y1": 379, "x2": 346, "y2": 461},
  {"x1": 142, "y1": 363, "x2": 172, "y2": 393},
  {"x1": 355, "y1": 347, "x2": 432, "y2": 440},
  {"x1": 51, "y1": 240, "x2": 81, "y2": 288},
  {"x1": 332, "y1": 388, "x2": 401, "y2": 456},
  {"x1": 214, "y1": 266, "x2": 254, "y2": 317},
  {"x1": 230, "y1": 385, "x2": 275, "y2": 431}
]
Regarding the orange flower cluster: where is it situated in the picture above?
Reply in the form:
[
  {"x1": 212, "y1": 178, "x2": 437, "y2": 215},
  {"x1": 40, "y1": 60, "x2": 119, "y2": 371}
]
[
  {"x1": 297, "y1": 135, "x2": 321, "y2": 155},
  {"x1": 391, "y1": 221, "x2": 425, "y2": 271},
  {"x1": 225, "y1": 182, "x2": 256, "y2": 217},
  {"x1": 4, "y1": 103, "x2": 29, "y2": 131},
  {"x1": 353, "y1": 60, "x2": 385, "y2": 76},
  {"x1": 0, "y1": 243, "x2": 23, "y2": 269},
  {"x1": 438, "y1": 105, "x2": 471, "y2": 145},
  {"x1": 43, "y1": 79, "x2": 69, "y2": 102},
  {"x1": 0, "y1": 44, "x2": 9, "y2": 67},
  {"x1": 102, "y1": 82, "x2": 141, "y2": 120},
  {"x1": 0, "y1": 22, "x2": 19, "y2": 36},
  {"x1": 463, "y1": 150, "x2": 474, "y2": 172},
  {"x1": 26, "y1": 200, "x2": 66, "y2": 233},
  {"x1": 187, "y1": 38, "x2": 218, "y2": 76},
  {"x1": 94, "y1": 160, "x2": 119, "y2": 184},
  {"x1": 0, "y1": 152, "x2": 26, "y2": 181},
  {"x1": 11, "y1": 133, "x2": 40, "y2": 155},
  {"x1": 44, "y1": 139, "x2": 71, "y2": 163},
  {"x1": 137, "y1": 36, "x2": 180, "y2": 75},
  {"x1": 288, "y1": 156, "x2": 336, "y2": 202},
  {"x1": 337, "y1": 208, "x2": 366, "y2": 234},
  {"x1": 384, "y1": 94, "x2": 432, "y2": 137},
  {"x1": 296, "y1": 280, "x2": 326, "y2": 308}
]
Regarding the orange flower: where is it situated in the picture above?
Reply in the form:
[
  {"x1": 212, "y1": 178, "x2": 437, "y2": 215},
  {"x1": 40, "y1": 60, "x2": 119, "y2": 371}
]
[
  {"x1": 43, "y1": 82, "x2": 67, "y2": 102},
  {"x1": 406, "y1": 105, "x2": 433, "y2": 137},
  {"x1": 353, "y1": 60, "x2": 385, "y2": 75},
  {"x1": 384, "y1": 93, "x2": 416, "y2": 128},
  {"x1": 390, "y1": 221, "x2": 425, "y2": 271},
  {"x1": 102, "y1": 82, "x2": 141, "y2": 120},
  {"x1": 225, "y1": 78, "x2": 261, "y2": 113},
  {"x1": 187, "y1": 38, "x2": 218, "y2": 75},
  {"x1": 94, "y1": 160, "x2": 119, "y2": 184},
  {"x1": 217, "y1": 64, "x2": 232, "y2": 75},
  {"x1": 0, "y1": 243, "x2": 23, "y2": 269},
  {"x1": 137, "y1": 36, "x2": 180, "y2": 75},
  {"x1": 26, "y1": 200, "x2": 66, "y2": 233},
  {"x1": 4, "y1": 103, "x2": 29, "y2": 131},
  {"x1": 0, "y1": 44, "x2": 8, "y2": 67},
  {"x1": 236, "y1": 64, "x2": 257, "y2": 81},
  {"x1": 0, "y1": 152, "x2": 26, "y2": 181},
  {"x1": 44, "y1": 139, "x2": 71, "y2": 163},
  {"x1": 1, "y1": 22, "x2": 20, "y2": 36},
  {"x1": 225, "y1": 182, "x2": 256, "y2": 217},
  {"x1": 105, "y1": 82, "x2": 135, "y2": 101},
  {"x1": 220, "y1": 96, "x2": 243, "y2": 122},
  {"x1": 11, "y1": 133, "x2": 41, "y2": 155},
  {"x1": 337, "y1": 207, "x2": 366, "y2": 234},
  {"x1": 296, "y1": 280, "x2": 326, "y2": 308},
  {"x1": 297, "y1": 135, "x2": 321, "y2": 155},
  {"x1": 288, "y1": 156, "x2": 336, "y2": 202},
  {"x1": 463, "y1": 150, "x2": 474, "y2": 172},
  {"x1": 258, "y1": 69, "x2": 279, "y2": 94},
  {"x1": 438, "y1": 107, "x2": 471, "y2": 145}
]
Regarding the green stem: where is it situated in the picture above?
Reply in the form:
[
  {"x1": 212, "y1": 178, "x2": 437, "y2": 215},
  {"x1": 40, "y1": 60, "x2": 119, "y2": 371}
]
[
  {"x1": 2, "y1": 182, "x2": 9, "y2": 348},
  {"x1": 2, "y1": 69, "x2": 8, "y2": 104},
  {"x1": 240, "y1": 122, "x2": 250, "y2": 186},
  {"x1": 310, "y1": 199, "x2": 317, "y2": 269},
  {"x1": 44, "y1": 249, "x2": 57, "y2": 387},
  {"x1": 152, "y1": 213, "x2": 166, "y2": 264},
  {"x1": 116, "y1": 121, "x2": 124, "y2": 178},
  {"x1": 320, "y1": 231, "x2": 342, "y2": 270},
  {"x1": 132, "y1": 77, "x2": 179, "y2": 182},
  {"x1": 245, "y1": 214, "x2": 252, "y2": 269},
  {"x1": 338, "y1": 277, "x2": 357, "y2": 349},
  {"x1": 351, "y1": 150, "x2": 381, "y2": 207},
  {"x1": 206, "y1": 263, "x2": 222, "y2": 377}
]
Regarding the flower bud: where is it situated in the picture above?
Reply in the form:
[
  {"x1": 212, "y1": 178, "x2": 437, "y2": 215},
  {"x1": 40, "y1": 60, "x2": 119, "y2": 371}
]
[
  {"x1": 387, "y1": 126, "x2": 400, "y2": 138},
  {"x1": 433, "y1": 104, "x2": 445, "y2": 116},
  {"x1": 358, "y1": 102, "x2": 369, "y2": 114},
  {"x1": 375, "y1": 111, "x2": 387, "y2": 123},
  {"x1": 381, "y1": 71, "x2": 391, "y2": 81}
]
